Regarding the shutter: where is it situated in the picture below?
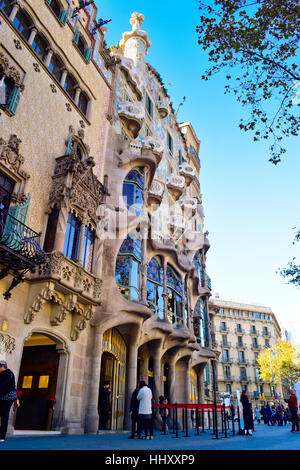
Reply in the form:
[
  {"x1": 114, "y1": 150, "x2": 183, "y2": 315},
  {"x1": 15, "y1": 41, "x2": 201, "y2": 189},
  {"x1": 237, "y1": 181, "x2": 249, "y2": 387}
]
[
  {"x1": 59, "y1": 9, "x2": 69, "y2": 25},
  {"x1": 6, "y1": 86, "x2": 20, "y2": 115},
  {"x1": 2, "y1": 194, "x2": 31, "y2": 251},
  {"x1": 74, "y1": 26, "x2": 80, "y2": 44},
  {"x1": 84, "y1": 46, "x2": 92, "y2": 63}
]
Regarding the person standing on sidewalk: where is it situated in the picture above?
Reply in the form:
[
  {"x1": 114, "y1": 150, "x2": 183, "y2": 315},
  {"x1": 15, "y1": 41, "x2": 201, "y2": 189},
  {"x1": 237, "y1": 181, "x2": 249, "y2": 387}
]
[
  {"x1": 284, "y1": 389, "x2": 300, "y2": 432},
  {"x1": 0, "y1": 360, "x2": 17, "y2": 442},
  {"x1": 240, "y1": 390, "x2": 254, "y2": 435},
  {"x1": 128, "y1": 386, "x2": 141, "y2": 439},
  {"x1": 137, "y1": 381, "x2": 153, "y2": 440},
  {"x1": 99, "y1": 381, "x2": 111, "y2": 430}
]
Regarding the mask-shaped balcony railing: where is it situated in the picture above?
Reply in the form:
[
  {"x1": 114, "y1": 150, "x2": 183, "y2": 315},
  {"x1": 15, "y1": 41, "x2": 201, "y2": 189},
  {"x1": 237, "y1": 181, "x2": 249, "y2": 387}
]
[
  {"x1": 156, "y1": 97, "x2": 169, "y2": 118},
  {"x1": 117, "y1": 101, "x2": 145, "y2": 139},
  {"x1": 166, "y1": 174, "x2": 185, "y2": 200},
  {"x1": 179, "y1": 162, "x2": 196, "y2": 185},
  {"x1": 0, "y1": 208, "x2": 46, "y2": 299}
]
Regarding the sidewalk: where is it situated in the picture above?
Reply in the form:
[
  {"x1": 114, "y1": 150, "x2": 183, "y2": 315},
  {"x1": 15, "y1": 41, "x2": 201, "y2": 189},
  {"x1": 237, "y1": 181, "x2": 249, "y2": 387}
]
[{"x1": 1, "y1": 422, "x2": 300, "y2": 451}]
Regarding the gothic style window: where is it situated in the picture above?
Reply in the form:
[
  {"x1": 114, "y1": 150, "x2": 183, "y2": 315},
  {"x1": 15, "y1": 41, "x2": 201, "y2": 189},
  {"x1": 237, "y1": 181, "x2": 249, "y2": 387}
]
[
  {"x1": 166, "y1": 265, "x2": 183, "y2": 326},
  {"x1": 32, "y1": 34, "x2": 48, "y2": 61},
  {"x1": 43, "y1": 205, "x2": 59, "y2": 252},
  {"x1": 64, "y1": 74, "x2": 77, "y2": 100},
  {"x1": 49, "y1": 54, "x2": 63, "y2": 82},
  {"x1": 192, "y1": 297, "x2": 206, "y2": 347},
  {"x1": 78, "y1": 91, "x2": 88, "y2": 115},
  {"x1": 146, "y1": 256, "x2": 164, "y2": 320},
  {"x1": 122, "y1": 167, "x2": 144, "y2": 216},
  {"x1": 0, "y1": 0, "x2": 13, "y2": 16},
  {"x1": 82, "y1": 225, "x2": 94, "y2": 271},
  {"x1": 13, "y1": 10, "x2": 32, "y2": 41},
  {"x1": 115, "y1": 232, "x2": 142, "y2": 301},
  {"x1": 63, "y1": 212, "x2": 81, "y2": 262}
]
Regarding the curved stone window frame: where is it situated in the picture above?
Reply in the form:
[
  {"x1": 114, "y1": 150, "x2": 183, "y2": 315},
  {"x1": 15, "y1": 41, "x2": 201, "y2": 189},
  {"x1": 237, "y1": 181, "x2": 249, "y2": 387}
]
[
  {"x1": 146, "y1": 256, "x2": 164, "y2": 320},
  {"x1": 64, "y1": 73, "x2": 77, "y2": 100},
  {"x1": 122, "y1": 167, "x2": 144, "y2": 216},
  {"x1": 13, "y1": 9, "x2": 33, "y2": 41},
  {"x1": 49, "y1": 53, "x2": 64, "y2": 82},
  {"x1": 193, "y1": 250, "x2": 205, "y2": 287},
  {"x1": 78, "y1": 91, "x2": 89, "y2": 115},
  {"x1": 115, "y1": 232, "x2": 142, "y2": 302},
  {"x1": 47, "y1": 0, "x2": 62, "y2": 19},
  {"x1": 166, "y1": 265, "x2": 183, "y2": 326}
]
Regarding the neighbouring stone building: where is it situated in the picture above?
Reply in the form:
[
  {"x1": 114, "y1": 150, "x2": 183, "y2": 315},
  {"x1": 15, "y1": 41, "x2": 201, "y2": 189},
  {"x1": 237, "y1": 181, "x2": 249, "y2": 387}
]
[
  {"x1": 0, "y1": 1, "x2": 217, "y2": 435},
  {"x1": 209, "y1": 297, "x2": 282, "y2": 402}
]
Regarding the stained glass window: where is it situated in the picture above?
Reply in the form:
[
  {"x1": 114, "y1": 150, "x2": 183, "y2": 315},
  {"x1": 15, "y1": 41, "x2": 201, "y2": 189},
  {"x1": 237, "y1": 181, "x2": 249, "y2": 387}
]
[
  {"x1": 115, "y1": 232, "x2": 142, "y2": 301},
  {"x1": 123, "y1": 167, "x2": 144, "y2": 216},
  {"x1": 147, "y1": 256, "x2": 164, "y2": 320},
  {"x1": 193, "y1": 298, "x2": 206, "y2": 347},
  {"x1": 63, "y1": 212, "x2": 81, "y2": 262},
  {"x1": 166, "y1": 265, "x2": 183, "y2": 326}
]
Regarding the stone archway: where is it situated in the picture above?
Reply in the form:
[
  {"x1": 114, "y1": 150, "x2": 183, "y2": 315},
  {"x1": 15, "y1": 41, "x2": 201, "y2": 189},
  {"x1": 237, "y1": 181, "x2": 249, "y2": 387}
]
[{"x1": 14, "y1": 330, "x2": 69, "y2": 431}]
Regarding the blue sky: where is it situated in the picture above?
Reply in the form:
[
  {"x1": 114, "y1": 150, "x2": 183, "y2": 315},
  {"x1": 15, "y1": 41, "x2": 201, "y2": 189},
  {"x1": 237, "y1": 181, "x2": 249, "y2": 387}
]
[{"x1": 94, "y1": 0, "x2": 300, "y2": 341}]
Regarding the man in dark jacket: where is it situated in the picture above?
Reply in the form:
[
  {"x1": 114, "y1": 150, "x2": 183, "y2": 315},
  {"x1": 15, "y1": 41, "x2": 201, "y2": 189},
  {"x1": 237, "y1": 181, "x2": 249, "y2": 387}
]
[
  {"x1": 99, "y1": 381, "x2": 111, "y2": 430},
  {"x1": 284, "y1": 389, "x2": 299, "y2": 432},
  {"x1": 0, "y1": 360, "x2": 17, "y2": 441},
  {"x1": 128, "y1": 387, "x2": 141, "y2": 439}
]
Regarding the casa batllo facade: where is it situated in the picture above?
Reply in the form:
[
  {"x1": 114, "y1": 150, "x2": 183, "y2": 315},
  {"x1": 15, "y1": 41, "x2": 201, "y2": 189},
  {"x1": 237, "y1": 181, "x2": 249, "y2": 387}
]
[{"x1": 0, "y1": 1, "x2": 217, "y2": 435}]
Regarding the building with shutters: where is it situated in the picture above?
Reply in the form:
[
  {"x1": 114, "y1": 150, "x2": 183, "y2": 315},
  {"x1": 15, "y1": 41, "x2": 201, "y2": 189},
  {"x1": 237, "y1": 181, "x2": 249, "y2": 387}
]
[
  {"x1": 209, "y1": 298, "x2": 282, "y2": 402},
  {"x1": 0, "y1": 1, "x2": 217, "y2": 435}
]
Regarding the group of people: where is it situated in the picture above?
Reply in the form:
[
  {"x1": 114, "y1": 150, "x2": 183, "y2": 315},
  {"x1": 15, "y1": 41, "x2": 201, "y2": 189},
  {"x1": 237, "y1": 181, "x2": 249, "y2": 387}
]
[
  {"x1": 99, "y1": 379, "x2": 167, "y2": 440},
  {"x1": 240, "y1": 388, "x2": 300, "y2": 435}
]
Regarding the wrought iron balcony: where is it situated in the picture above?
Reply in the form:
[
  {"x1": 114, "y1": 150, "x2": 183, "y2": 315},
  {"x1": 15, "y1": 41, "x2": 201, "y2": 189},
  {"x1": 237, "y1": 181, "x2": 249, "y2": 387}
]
[{"x1": 0, "y1": 208, "x2": 46, "y2": 299}]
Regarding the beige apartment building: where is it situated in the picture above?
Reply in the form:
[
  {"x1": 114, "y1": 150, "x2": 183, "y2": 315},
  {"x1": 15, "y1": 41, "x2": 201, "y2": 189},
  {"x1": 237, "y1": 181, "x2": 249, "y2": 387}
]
[
  {"x1": 209, "y1": 298, "x2": 282, "y2": 402},
  {"x1": 0, "y1": 1, "x2": 216, "y2": 435}
]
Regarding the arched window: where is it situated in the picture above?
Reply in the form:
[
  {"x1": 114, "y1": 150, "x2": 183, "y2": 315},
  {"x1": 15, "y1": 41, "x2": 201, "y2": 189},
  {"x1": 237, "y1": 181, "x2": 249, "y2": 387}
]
[
  {"x1": 49, "y1": 54, "x2": 63, "y2": 82},
  {"x1": 13, "y1": 10, "x2": 32, "y2": 41},
  {"x1": 78, "y1": 91, "x2": 88, "y2": 115},
  {"x1": 147, "y1": 256, "x2": 164, "y2": 320},
  {"x1": 193, "y1": 298, "x2": 208, "y2": 348},
  {"x1": 0, "y1": 0, "x2": 13, "y2": 16},
  {"x1": 115, "y1": 232, "x2": 142, "y2": 301},
  {"x1": 166, "y1": 265, "x2": 183, "y2": 326},
  {"x1": 64, "y1": 74, "x2": 77, "y2": 100},
  {"x1": 0, "y1": 67, "x2": 20, "y2": 114},
  {"x1": 32, "y1": 34, "x2": 48, "y2": 61},
  {"x1": 82, "y1": 225, "x2": 94, "y2": 271},
  {"x1": 43, "y1": 205, "x2": 59, "y2": 253},
  {"x1": 122, "y1": 167, "x2": 144, "y2": 216},
  {"x1": 193, "y1": 250, "x2": 204, "y2": 287},
  {"x1": 63, "y1": 212, "x2": 81, "y2": 262}
]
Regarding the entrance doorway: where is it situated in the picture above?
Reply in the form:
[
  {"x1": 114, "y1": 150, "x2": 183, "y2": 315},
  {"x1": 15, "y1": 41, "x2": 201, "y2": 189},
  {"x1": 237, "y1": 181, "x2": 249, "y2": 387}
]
[
  {"x1": 99, "y1": 328, "x2": 127, "y2": 430},
  {"x1": 15, "y1": 334, "x2": 60, "y2": 430}
]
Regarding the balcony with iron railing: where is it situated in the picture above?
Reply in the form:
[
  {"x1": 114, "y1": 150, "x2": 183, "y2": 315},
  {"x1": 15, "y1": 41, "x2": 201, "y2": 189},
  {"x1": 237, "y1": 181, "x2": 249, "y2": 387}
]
[{"x1": 0, "y1": 208, "x2": 46, "y2": 299}]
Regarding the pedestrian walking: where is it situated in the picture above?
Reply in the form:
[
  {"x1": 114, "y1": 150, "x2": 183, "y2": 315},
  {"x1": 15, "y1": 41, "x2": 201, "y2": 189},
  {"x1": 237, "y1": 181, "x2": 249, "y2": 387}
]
[
  {"x1": 284, "y1": 389, "x2": 300, "y2": 432},
  {"x1": 0, "y1": 360, "x2": 17, "y2": 442},
  {"x1": 276, "y1": 402, "x2": 283, "y2": 426},
  {"x1": 240, "y1": 390, "x2": 254, "y2": 435},
  {"x1": 265, "y1": 402, "x2": 272, "y2": 426},
  {"x1": 283, "y1": 407, "x2": 288, "y2": 425},
  {"x1": 99, "y1": 381, "x2": 111, "y2": 430},
  {"x1": 229, "y1": 395, "x2": 235, "y2": 421},
  {"x1": 128, "y1": 386, "x2": 141, "y2": 439},
  {"x1": 137, "y1": 381, "x2": 153, "y2": 440},
  {"x1": 271, "y1": 405, "x2": 276, "y2": 426},
  {"x1": 254, "y1": 405, "x2": 261, "y2": 424},
  {"x1": 261, "y1": 405, "x2": 267, "y2": 424}
]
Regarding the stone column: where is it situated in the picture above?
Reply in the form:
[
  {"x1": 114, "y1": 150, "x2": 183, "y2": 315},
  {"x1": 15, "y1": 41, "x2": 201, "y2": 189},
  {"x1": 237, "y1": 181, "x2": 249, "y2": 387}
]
[
  {"x1": 28, "y1": 26, "x2": 37, "y2": 46},
  {"x1": 168, "y1": 359, "x2": 176, "y2": 404},
  {"x1": 74, "y1": 86, "x2": 81, "y2": 106},
  {"x1": 44, "y1": 48, "x2": 53, "y2": 68},
  {"x1": 9, "y1": 1, "x2": 19, "y2": 21},
  {"x1": 77, "y1": 215, "x2": 87, "y2": 266},
  {"x1": 60, "y1": 68, "x2": 68, "y2": 88},
  {"x1": 124, "y1": 339, "x2": 138, "y2": 429},
  {"x1": 85, "y1": 326, "x2": 103, "y2": 433},
  {"x1": 152, "y1": 352, "x2": 161, "y2": 403}
]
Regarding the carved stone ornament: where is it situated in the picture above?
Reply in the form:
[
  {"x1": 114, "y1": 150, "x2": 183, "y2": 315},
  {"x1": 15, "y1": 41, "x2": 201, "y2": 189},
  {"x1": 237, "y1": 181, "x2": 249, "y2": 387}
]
[
  {"x1": 48, "y1": 137, "x2": 106, "y2": 225},
  {"x1": 0, "y1": 134, "x2": 30, "y2": 202},
  {"x1": 0, "y1": 332, "x2": 16, "y2": 354}
]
